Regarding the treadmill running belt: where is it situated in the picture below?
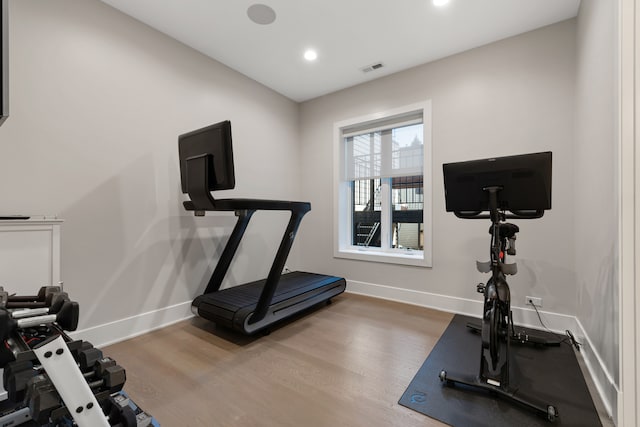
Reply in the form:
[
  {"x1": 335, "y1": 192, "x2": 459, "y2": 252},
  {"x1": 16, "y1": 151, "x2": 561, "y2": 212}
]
[{"x1": 193, "y1": 271, "x2": 345, "y2": 334}]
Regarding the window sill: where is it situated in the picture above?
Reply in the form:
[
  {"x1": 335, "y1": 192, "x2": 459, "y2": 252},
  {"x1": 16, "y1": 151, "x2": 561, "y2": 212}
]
[{"x1": 335, "y1": 247, "x2": 431, "y2": 267}]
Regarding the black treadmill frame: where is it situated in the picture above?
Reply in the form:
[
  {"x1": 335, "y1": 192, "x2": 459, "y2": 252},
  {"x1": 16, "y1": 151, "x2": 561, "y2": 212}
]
[{"x1": 184, "y1": 154, "x2": 339, "y2": 329}]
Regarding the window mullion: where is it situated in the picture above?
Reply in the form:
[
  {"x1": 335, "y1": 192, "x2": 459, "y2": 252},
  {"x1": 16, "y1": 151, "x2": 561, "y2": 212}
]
[
  {"x1": 380, "y1": 178, "x2": 391, "y2": 250},
  {"x1": 380, "y1": 129, "x2": 393, "y2": 250}
]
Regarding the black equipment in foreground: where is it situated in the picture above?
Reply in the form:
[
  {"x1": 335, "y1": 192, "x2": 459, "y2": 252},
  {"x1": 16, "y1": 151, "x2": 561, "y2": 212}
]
[
  {"x1": 439, "y1": 152, "x2": 558, "y2": 422},
  {"x1": 0, "y1": 286, "x2": 157, "y2": 426},
  {"x1": 179, "y1": 120, "x2": 346, "y2": 335}
]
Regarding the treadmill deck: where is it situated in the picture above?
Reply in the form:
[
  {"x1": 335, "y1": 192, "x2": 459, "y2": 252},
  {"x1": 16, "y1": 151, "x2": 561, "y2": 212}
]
[{"x1": 193, "y1": 271, "x2": 345, "y2": 334}]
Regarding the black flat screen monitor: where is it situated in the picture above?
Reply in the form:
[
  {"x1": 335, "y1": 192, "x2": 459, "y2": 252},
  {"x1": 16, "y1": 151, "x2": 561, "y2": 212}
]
[
  {"x1": 179, "y1": 120, "x2": 235, "y2": 194},
  {"x1": 0, "y1": 0, "x2": 8, "y2": 125},
  {"x1": 442, "y1": 151, "x2": 552, "y2": 216}
]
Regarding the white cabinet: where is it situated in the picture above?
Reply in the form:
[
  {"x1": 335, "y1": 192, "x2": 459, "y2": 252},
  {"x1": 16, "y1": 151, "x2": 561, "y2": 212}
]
[
  {"x1": 0, "y1": 218, "x2": 63, "y2": 294},
  {"x1": 0, "y1": 218, "x2": 62, "y2": 398}
]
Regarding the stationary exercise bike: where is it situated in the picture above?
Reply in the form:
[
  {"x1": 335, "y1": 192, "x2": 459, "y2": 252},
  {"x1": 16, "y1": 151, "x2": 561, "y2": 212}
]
[
  {"x1": 439, "y1": 152, "x2": 558, "y2": 422},
  {"x1": 473, "y1": 187, "x2": 518, "y2": 389}
]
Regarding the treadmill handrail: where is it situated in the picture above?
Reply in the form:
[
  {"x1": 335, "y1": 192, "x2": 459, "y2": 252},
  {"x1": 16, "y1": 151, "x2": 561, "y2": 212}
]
[{"x1": 184, "y1": 198, "x2": 310, "y2": 213}]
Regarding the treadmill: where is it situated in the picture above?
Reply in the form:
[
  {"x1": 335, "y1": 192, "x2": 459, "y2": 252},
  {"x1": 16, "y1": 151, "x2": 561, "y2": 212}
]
[{"x1": 179, "y1": 120, "x2": 346, "y2": 335}]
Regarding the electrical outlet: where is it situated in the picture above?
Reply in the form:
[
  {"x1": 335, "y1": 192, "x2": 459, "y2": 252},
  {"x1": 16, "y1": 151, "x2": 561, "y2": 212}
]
[{"x1": 526, "y1": 296, "x2": 543, "y2": 307}]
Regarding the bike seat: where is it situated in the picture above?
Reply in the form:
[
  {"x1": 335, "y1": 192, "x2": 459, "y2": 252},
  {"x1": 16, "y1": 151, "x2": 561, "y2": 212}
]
[{"x1": 488, "y1": 223, "x2": 519, "y2": 239}]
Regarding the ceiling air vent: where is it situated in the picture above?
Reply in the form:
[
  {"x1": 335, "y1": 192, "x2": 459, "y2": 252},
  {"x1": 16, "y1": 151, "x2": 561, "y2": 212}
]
[{"x1": 361, "y1": 62, "x2": 384, "y2": 73}]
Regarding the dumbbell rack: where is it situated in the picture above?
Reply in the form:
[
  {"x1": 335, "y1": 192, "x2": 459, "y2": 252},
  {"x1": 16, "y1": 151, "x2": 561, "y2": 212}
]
[{"x1": 0, "y1": 286, "x2": 157, "y2": 427}]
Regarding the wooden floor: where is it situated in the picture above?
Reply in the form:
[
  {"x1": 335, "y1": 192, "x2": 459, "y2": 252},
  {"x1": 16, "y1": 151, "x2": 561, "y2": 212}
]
[{"x1": 103, "y1": 294, "x2": 611, "y2": 427}]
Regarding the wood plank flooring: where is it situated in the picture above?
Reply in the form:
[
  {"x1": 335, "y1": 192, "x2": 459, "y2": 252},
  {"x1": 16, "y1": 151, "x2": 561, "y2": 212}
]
[
  {"x1": 104, "y1": 294, "x2": 450, "y2": 426},
  {"x1": 103, "y1": 294, "x2": 611, "y2": 427}
]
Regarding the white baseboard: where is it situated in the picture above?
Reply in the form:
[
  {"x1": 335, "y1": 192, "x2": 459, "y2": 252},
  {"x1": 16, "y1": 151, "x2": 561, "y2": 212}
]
[
  {"x1": 345, "y1": 279, "x2": 617, "y2": 421},
  {"x1": 573, "y1": 317, "x2": 619, "y2": 424},
  {"x1": 346, "y1": 279, "x2": 576, "y2": 332},
  {"x1": 69, "y1": 301, "x2": 194, "y2": 348}
]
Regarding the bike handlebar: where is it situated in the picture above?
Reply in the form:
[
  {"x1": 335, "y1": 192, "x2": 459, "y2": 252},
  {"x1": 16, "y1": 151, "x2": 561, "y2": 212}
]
[
  {"x1": 453, "y1": 210, "x2": 545, "y2": 220},
  {"x1": 452, "y1": 186, "x2": 546, "y2": 220}
]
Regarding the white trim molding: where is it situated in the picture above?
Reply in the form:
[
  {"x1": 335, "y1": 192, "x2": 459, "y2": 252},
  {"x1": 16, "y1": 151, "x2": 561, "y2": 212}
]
[
  {"x1": 575, "y1": 317, "x2": 619, "y2": 421},
  {"x1": 618, "y1": 0, "x2": 639, "y2": 425},
  {"x1": 69, "y1": 301, "x2": 194, "y2": 348}
]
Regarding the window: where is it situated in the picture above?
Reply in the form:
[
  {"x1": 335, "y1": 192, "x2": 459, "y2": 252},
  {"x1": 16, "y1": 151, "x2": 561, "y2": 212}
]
[{"x1": 334, "y1": 101, "x2": 432, "y2": 267}]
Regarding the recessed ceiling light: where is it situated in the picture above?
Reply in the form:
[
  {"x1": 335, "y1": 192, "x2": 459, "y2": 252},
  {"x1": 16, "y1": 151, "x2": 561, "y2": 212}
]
[
  {"x1": 304, "y1": 49, "x2": 318, "y2": 61},
  {"x1": 432, "y1": 0, "x2": 450, "y2": 6},
  {"x1": 247, "y1": 4, "x2": 276, "y2": 25}
]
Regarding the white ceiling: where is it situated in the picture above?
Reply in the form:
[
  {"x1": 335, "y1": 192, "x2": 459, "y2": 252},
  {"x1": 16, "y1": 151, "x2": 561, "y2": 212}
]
[{"x1": 99, "y1": 0, "x2": 581, "y2": 102}]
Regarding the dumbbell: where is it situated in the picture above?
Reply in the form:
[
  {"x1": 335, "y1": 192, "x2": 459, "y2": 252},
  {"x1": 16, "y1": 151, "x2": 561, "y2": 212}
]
[
  {"x1": 77, "y1": 343, "x2": 126, "y2": 392},
  {"x1": 25, "y1": 374, "x2": 129, "y2": 427},
  {"x1": 10, "y1": 294, "x2": 71, "y2": 320},
  {"x1": 3, "y1": 359, "x2": 35, "y2": 403},
  {"x1": 77, "y1": 342, "x2": 104, "y2": 373},
  {"x1": 102, "y1": 395, "x2": 138, "y2": 427},
  {"x1": 0, "y1": 286, "x2": 67, "y2": 309},
  {"x1": 3, "y1": 345, "x2": 121, "y2": 406},
  {"x1": 0, "y1": 300, "x2": 79, "y2": 340},
  {"x1": 24, "y1": 374, "x2": 62, "y2": 425},
  {"x1": 84, "y1": 357, "x2": 127, "y2": 393}
]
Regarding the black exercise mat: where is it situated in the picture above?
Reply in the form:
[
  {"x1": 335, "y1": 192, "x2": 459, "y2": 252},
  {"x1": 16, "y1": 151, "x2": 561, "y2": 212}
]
[{"x1": 399, "y1": 314, "x2": 602, "y2": 427}]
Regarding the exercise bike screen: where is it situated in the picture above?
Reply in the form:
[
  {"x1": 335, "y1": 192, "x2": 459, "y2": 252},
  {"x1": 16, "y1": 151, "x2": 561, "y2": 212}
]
[{"x1": 442, "y1": 151, "x2": 552, "y2": 214}]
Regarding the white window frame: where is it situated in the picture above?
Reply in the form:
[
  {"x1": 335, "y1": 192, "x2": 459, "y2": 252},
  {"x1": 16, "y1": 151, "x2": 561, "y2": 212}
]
[{"x1": 333, "y1": 100, "x2": 432, "y2": 267}]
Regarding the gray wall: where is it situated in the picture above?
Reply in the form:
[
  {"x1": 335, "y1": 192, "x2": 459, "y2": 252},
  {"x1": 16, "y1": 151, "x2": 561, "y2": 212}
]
[
  {"x1": 298, "y1": 20, "x2": 577, "y2": 316},
  {"x1": 0, "y1": 0, "x2": 301, "y2": 329},
  {"x1": 574, "y1": 0, "x2": 619, "y2": 385}
]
